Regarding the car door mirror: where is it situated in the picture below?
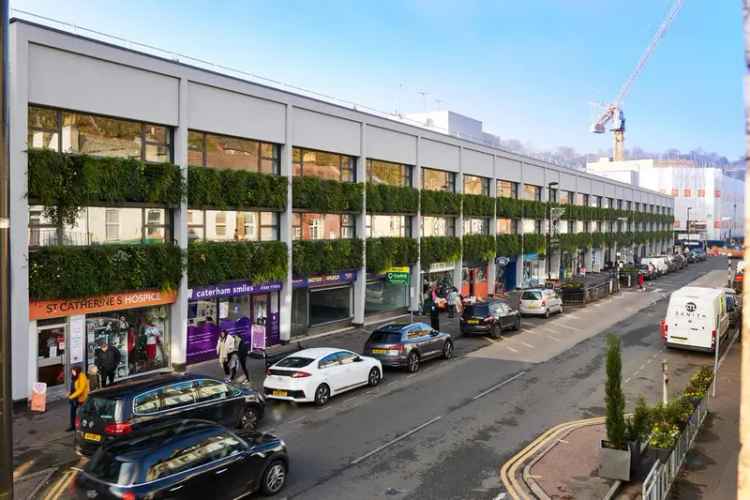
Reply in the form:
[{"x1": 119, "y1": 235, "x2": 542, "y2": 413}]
[
  {"x1": 430, "y1": 330, "x2": 439, "y2": 337},
  {"x1": 354, "y1": 356, "x2": 363, "y2": 362}
]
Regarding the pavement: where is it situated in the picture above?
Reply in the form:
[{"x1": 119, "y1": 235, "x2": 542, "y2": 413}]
[{"x1": 12, "y1": 258, "x2": 732, "y2": 500}]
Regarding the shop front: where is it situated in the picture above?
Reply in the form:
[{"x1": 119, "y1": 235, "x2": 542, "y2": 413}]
[
  {"x1": 420, "y1": 262, "x2": 456, "y2": 310},
  {"x1": 187, "y1": 280, "x2": 281, "y2": 364},
  {"x1": 29, "y1": 289, "x2": 175, "y2": 399},
  {"x1": 494, "y1": 256, "x2": 517, "y2": 295},
  {"x1": 462, "y1": 262, "x2": 489, "y2": 300},
  {"x1": 291, "y1": 272, "x2": 356, "y2": 337},
  {"x1": 520, "y1": 253, "x2": 544, "y2": 288},
  {"x1": 365, "y1": 268, "x2": 409, "y2": 316}
]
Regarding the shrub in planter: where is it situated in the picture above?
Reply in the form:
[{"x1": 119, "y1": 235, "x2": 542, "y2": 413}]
[
  {"x1": 420, "y1": 236, "x2": 461, "y2": 267},
  {"x1": 648, "y1": 421, "x2": 680, "y2": 450},
  {"x1": 366, "y1": 237, "x2": 418, "y2": 273},
  {"x1": 187, "y1": 240, "x2": 288, "y2": 288},
  {"x1": 366, "y1": 184, "x2": 418, "y2": 214},
  {"x1": 188, "y1": 166, "x2": 287, "y2": 210},
  {"x1": 293, "y1": 176, "x2": 363, "y2": 212},
  {"x1": 496, "y1": 197, "x2": 524, "y2": 219},
  {"x1": 462, "y1": 234, "x2": 496, "y2": 263},
  {"x1": 292, "y1": 239, "x2": 363, "y2": 277},
  {"x1": 600, "y1": 334, "x2": 631, "y2": 481},
  {"x1": 421, "y1": 190, "x2": 461, "y2": 216},
  {"x1": 463, "y1": 194, "x2": 495, "y2": 217}
]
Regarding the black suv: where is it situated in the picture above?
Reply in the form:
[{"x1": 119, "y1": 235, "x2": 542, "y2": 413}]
[
  {"x1": 73, "y1": 420, "x2": 288, "y2": 499},
  {"x1": 460, "y1": 300, "x2": 521, "y2": 338},
  {"x1": 75, "y1": 373, "x2": 264, "y2": 456}
]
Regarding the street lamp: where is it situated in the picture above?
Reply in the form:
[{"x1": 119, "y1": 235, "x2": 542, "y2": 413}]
[
  {"x1": 686, "y1": 206, "x2": 692, "y2": 243},
  {"x1": 547, "y1": 181, "x2": 559, "y2": 281}
]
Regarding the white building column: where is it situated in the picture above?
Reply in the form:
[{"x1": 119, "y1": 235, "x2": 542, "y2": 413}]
[
  {"x1": 550, "y1": 250, "x2": 561, "y2": 280},
  {"x1": 352, "y1": 123, "x2": 367, "y2": 326},
  {"x1": 279, "y1": 104, "x2": 294, "y2": 343},
  {"x1": 584, "y1": 245, "x2": 593, "y2": 272},
  {"x1": 453, "y1": 149, "x2": 464, "y2": 289},
  {"x1": 488, "y1": 164, "x2": 497, "y2": 295},
  {"x1": 410, "y1": 137, "x2": 422, "y2": 314}
]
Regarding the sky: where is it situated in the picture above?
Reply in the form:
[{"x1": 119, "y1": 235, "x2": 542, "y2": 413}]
[{"x1": 12, "y1": 0, "x2": 747, "y2": 160}]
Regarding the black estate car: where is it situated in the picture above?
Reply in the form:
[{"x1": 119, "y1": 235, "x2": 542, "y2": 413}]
[
  {"x1": 75, "y1": 373, "x2": 265, "y2": 456},
  {"x1": 72, "y1": 420, "x2": 288, "y2": 499},
  {"x1": 363, "y1": 323, "x2": 453, "y2": 373},
  {"x1": 460, "y1": 300, "x2": 521, "y2": 338}
]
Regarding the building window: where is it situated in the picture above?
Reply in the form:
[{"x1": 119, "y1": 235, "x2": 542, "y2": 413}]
[
  {"x1": 497, "y1": 180, "x2": 519, "y2": 199},
  {"x1": 464, "y1": 218, "x2": 489, "y2": 235},
  {"x1": 583, "y1": 194, "x2": 590, "y2": 207},
  {"x1": 626, "y1": 201, "x2": 632, "y2": 211},
  {"x1": 292, "y1": 213, "x2": 355, "y2": 240},
  {"x1": 421, "y1": 216, "x2": 455, "y2": 237},
  {"x1": 105, "y1": 209, "x2": 119, "y2": 241},
  {"x1": 367, "y1": 159, "x2": 411, "y2": 187},
  {"x1": 422, "y1": 168, "x2": 455, "y2": 192},
  {"x1": 28, "y1": 105, "x2": 171, "y2": 162},
  {"x1": 548, "y1": 188, "x2": 558, "y2": 203},
  {"x1": 188, "y1": 210, "x2": 279, "y2": 242},
  {"x1": 497, "y1": 218, "x2": 518, "y2": 235},
  {"x1": 293, "y1": 148, "x2": 354, "y2": 182},
  {"x1": 464, "y1": 175, "x2": 489, "y2": 196},
  {"x1": 575, "y1": 193, "x2": 585, "y2": 206},
  {"x1": 617, "y1": 199, "x2": 623, "y2": 210},
  {"x1": 188, "y1": 130, "x2": 280, "y2": 174},
  {"x1": 558, "y1": 191, "x2": 570, "y2": 205},
  {"x1": 590, "y1": 196, "x2": 601, "y2": 208},
  {"x1": 523, "y1": 184, "x2": 542, "y2": 201},
  {"x1": 366, "y1": 215, "x2": 411, "y2": 238}
]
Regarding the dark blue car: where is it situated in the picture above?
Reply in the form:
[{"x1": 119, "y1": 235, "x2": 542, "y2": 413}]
[{"x1": 363, "y1": 322, "x2": 453, "y2": 373}]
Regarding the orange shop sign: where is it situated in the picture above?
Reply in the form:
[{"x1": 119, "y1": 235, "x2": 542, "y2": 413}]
[{"x1": 30, "y1": 289, "x2": 177, "y2": 320}]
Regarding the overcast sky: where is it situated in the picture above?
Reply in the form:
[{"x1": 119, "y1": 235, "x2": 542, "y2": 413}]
[{"x1": 13, "y1": 0, "x2": 746, "y2": 159}]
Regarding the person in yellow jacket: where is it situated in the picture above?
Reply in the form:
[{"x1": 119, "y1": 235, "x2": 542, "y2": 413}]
[{"x1": 67, "y1": 365, "x2": 89, "y2": 431}]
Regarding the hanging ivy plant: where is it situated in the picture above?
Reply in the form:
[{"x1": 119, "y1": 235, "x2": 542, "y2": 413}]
[
  {"x1": 188, "y1": 167, "x2": 287, "y2": 210},
  {"x1": 366, "y1": 237, "x2": 418, "y2": 273},
  {"x1": 28, "y1": 149, "x2": 184, "y2": 225},
  {"x1": 29, "y1": 243, "x2": 184, "y2": 301},
  {"x1": 187, "y1": 240, "x2": 288, "y2": 288},
  {"x1": 462, "y1": 194, "x2": 495, "y2": 217},
  {"x1": 421, "y1": 190, "x2": 461, "y2": 216},
  {"x1": 496, "y1": 234, "x2": 522, "y2": 257},
  {"x1": 522, "y1": 233, "x2": 547, "y2": 255},
  {"x1": 592, "y1": 232, "x2": 608, "y2": 249},
  {"x1": 420, "y1": 236, "x2": 461, "y2": 266},
  {"x1": 462, "y1": 234, "x2": 496, "y2": 263},
  {"x1": 522, "y1": 199, "x2": 547, "y2": 220},
  {"x1": 497, "y1": 197, "x2": 524, "y2": 219},
  {"x1": 292, "y1": 177, "x2": 363, "y2": 213},
  {"x1": 292, "y1": 239, "x2": 363, "y2": 276},
  {"x1": 366, "y1": 184, "x2": 419, "y2": 214}
]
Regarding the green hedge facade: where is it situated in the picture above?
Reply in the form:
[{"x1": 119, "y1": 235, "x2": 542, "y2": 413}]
[
  {"x1": 462, "y1": 234, "x2": 496, "y2": 263},
  {"x1": 421, "y1": 190, "x2": 461, "y2": 216},
  {"x1": 496, "y1": 197, "x2": 524, "y2": 219},
  {"x1": 293, "y1": 239, "x2": 363, "y2": 276},
  {"x1": 366, "y1": 237, "x2": 418, "y2": 273},
  {"x1": 462, "y1": 194, "x2": 495, "y2": 218},
  {"x1": 188, "y1": 167, "x2": 287, "y2": 210},
  {"x1": 188, "y1": 240, "x2": 288, "y2": 288},
  {"x1": 292, "y1": 177, "x2": 363, "y2": 213},
  {"x1": 366, "y1": 184, "x2": 419, "y2": 214},
  {"x1": 29, "y1": 243, "x2": 183, "y2": 301},
  {"x1": 496, "y1": 234, "x2": 522, "y2": 257},
  {"x1": 420, "y1": 236, "x2": 461, "y2": 266}
]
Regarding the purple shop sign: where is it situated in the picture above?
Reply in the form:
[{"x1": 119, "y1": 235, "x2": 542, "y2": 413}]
[
  {"x1": 189, "y1": 280, "x2": 282, "y2": 301},
  {"x1": 293, "y1": 271, "x2": 357, "y2": 289}
]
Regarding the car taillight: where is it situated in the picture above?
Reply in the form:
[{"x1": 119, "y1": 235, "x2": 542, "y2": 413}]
[
  {"x1": 541, "y1": 300, "x2": 546, "y2": 306},
  {"x1": 121, "y1": 492, "x2": 136, "y2": 500},
  {"x1": 74, "y1": 415, "x2": 81, "y2": 430},
  {"x1": 266, "y1": 368, "x2": 272, "y2": 376},
  {"x1": 104, "y1": 422, "x2": 133, "y2": 436},
  {"x1": 292, "y1": 371, "x2": 311, "y2": 378}
]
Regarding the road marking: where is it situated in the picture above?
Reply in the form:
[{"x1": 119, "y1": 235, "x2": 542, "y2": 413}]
[
  {"x1": 484, "y1": 337, "x2": 499, "y2": 345},
  {"x1": 558, "y1": 439, "x2": 569, "y2": 444},
  {"x1": 472, "y1": 371, "x2": 527, "y2": 401},
  {"x1": 565, "y1": 314, "x2": 582, "y2": 320},
  {"x1": 545, "y1": 335, "x2": 561, "y2": 342},
  {"x1": 520, "y1": 341, "x2": 535, "y2": 349},
  {"x1": 624, "y1": 377, "x2": 632, "y2": 384},
  {"x1": 646, "y1": 358, "x2": 653, "y2": 364},
  {"x1": 287, "y1": 416, "x2": 306, "y2": 425},
  {"x1": 350, "y1": 416, "x2": 443, "y2": 465},
  {"x1": 554, "y1": 323, "x2": 578, "y2": 332},
  {"x1": 506, "y1": 346, "x2": 519, "y2": 353},
  {"x1": 639, "y1": 364, "x2": 646, "y2": 371}
]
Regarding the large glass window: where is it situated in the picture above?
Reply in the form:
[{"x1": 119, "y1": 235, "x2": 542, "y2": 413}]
[
  {"x1": 421, "y1": 216, "x2": 455, "y2": 237},
  {"x1": 558, "y1": 191, "x2": 570, "y2": 205},
  {"x1": 366, "y1": 215, "x2": 411, "y2": 238},
  {"x1": 464, "y1": 218, "x2": 489, "y2": 235},
  {"x1": 591, "y1": 196, "x2": 600, "y2": 208},
  {"x1": 367, "y1": 159, "x2": 411, "y2": 187},
  {"x1": 188, "y1": 210, "x2": 279, "y2": 242},
  {"x1": 575, "y1": 193, "x2": 585, "y2": 206},
  {"x1": 497, "y1": 180, "x2": 519, "y2": 199},
  {"x1": 28, "y1": 106, "x2": 171, "y2": 162},
  {"x1": 29, "y1": 206, "x2": 170, "y2": 247},
  {"x1": 497, "y1": 218, "x2": 518, "y2": 235},
  {"x1": 523, "y1": 184, "x2": 542, "y2": 201},
  {"x1": 293, "y1": 147, "x2": 354, "y2": 182},
  {"x1": 422, "y1": 168, "x2": 455, "y2": 192},
  {"x1": 293, "y1": 213, "x2": 355, "y2": 240},
  {"x1": 188, "y1": 130, "x2": 279, "y2": 174},
  {"x1": 366, "y1": 280, "x2": 408, "y2": 314},
  {"x1": 463, "y1": 175, "x2": 489, "y2": 196},
  {"x1": 310, "y1": 287, "x2": 352, "y2": 325}
]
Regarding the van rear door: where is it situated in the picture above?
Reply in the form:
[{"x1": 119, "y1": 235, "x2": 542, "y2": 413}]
[{"x1": 666, "y1": 295, "x2": 713, "y2": 350}]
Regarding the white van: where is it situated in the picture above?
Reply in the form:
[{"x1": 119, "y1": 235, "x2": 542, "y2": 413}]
[{"x1": 663, "y1": 286, "x2": 730, "y2": 352}]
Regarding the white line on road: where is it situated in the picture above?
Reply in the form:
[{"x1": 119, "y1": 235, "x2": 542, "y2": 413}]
[
  {"x1": 520, "y1": 341, "x2": 535, "y2": 349},
  {"x1": 471, "y1": 371, "x2": 527, "y2": 401},
  {"x1": 624, "y1": 377, "x2": 632, "y2": 384},
  {"x1": 506, "y1": 346, "x2": 519, "y2": 353},
  {"x1": 565, "y1": 314, "x2": 582, "y2": 320},
  {"x1": 554, "y1": 323, "x2": 578, "y2": 332},
  {"x1": 287, "y1": 416, "x2": 306, "y2": 425},
  {"x1": 350, "y1": 415, "x2": 443, "y2": 465}
]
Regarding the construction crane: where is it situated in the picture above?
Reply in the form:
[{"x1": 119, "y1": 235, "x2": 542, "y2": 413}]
[{"x1": 590, "y1": 0, "x2": 684, "y2": 161}]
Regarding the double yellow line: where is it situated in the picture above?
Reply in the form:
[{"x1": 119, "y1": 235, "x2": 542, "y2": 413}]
[
  {"x1": 499, "y1": 416, "x2": 606, "y2": 499},
  {"x1": 41, "y1": 468, "x2": 77, "y2": 500}
]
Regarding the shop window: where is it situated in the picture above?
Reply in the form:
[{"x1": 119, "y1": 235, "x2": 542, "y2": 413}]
[
  {"x1": 497, "y1": 180, "x2": 519, "y2": 199},
  {"x1": 464, "y1": 218, "x2": 489, "y2": 235},
  {"x1": 421, "y1": 216, "x2": 455, "y2": 237},
  {"x1": 523, "y1": 184, "x2": 542, "y2": 201},
  {"x1": 422, "y1": 168, "x2": 455, "y2": 192},
  {"x1": 365, "y1": 280, "x2": 409, "y2": 314},
  {"x1": 293, "y1": 147, "x2": 354, "y2": 182},
  {"x1": 189, "y1": 210, "x2": 279, "y2": 242},
  {"x1": 309, "y1": 287, "x2": 352, "y2": 325},
  {"x1": 367, "y1": 159, "x2": 411, "y2": 187},
  {"x1": 292, "y1": 212, "x2": 355, "y2": 240},
  {"x1": 188, "y1": 130, "x2": 280, "y2": 174},
  {"x1": 367, "y1": 215, "x2": 411, "y2": 238},
  {"x1": 28, "y1": 105, "x2": 171, "y2": 162},
  {"x1": 464, "y1": 175, "x2": 489, "y2": 196}
]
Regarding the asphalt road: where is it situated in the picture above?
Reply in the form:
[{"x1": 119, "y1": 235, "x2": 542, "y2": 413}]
[{"x1": 255, "y1": 257, "x2": 730, "y2": 500}]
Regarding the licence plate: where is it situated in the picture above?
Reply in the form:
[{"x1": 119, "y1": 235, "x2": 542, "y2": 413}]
[
  {"x1": 371, "y1": 349, "x2": 387, "y2": 354},
  {"x1": 467, "y1": 320, "x2": 480, "y2": 325},
  {"x1": 272, "y1": 390, "x2": 288, "y2": 397},
  {"x1": 84, "y1": 432, "x2": 102, "y2": 442},
  {"x1": 526, "y1": 304, "x2": 539, "y2": 309}
]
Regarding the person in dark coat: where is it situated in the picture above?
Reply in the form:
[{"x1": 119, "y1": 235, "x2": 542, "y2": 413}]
[
  {"x1": 95, "y1": 340, "x2": 121, "y2": 387},
  {"x1": 430, "y1": 302, "x2": 440, "y2": 331}
]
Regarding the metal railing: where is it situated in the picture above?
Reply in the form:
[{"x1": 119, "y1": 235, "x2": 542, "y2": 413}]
[{"x1": 642, "y1": 392, "x2": 710, "y2": 500}]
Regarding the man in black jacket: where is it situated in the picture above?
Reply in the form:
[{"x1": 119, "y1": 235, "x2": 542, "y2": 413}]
[{"x1": 95, "y1": 340, "x2": 121, "y2": 387}]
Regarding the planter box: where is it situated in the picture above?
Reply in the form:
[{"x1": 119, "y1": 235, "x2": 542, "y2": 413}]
[{"x1": 600, "y1": 440, "x2": 632, "y2": 481}]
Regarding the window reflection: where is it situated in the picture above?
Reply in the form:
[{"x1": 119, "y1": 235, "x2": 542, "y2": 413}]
[
  {"x1": 189, "y1": 130, "x2": 279, "y2": 174},
  {"x1": 422, "y1": 216, "x2": 455, "y2": 237},
  {"x1": 463, "y1": 218, "x2": 489, "y2": 235},
  {"x1": 367, "y1": 215, "x2": 411, "y2": 237},
  {"x1": 422, "y1": 168, "x2": 455, "y2": 192},
  {"x1": 367, "y1": 159, "x2": 411, "y2": 187},
  {"x1": 497, "y1": 218, "x2": 517, "y2": 235},
  {"x1": 293, "y1": 148, "x2": 354, "y2": 182},
  {"x1": 497, "y1": 180, "x2": 519, "y2": 199},
  {"x1": 463, "y1": 175, "x2": 489, "y2": 196},
  {"x1": 292, "y1": 213, "x2": 355, "y2": 240},
  {"x1": 188, "y1": 210, "x2": 279, "y2": 242},
  {"x1": 523, "y1": 184, "x2": 542, "y2": 201}
]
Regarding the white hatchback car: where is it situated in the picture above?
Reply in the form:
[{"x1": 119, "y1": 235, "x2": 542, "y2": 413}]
[
  {"x1": 519, "y1": 288, "x2": 563, "y2": 318},
  {"x1": 263, "y1": 348, "x2": 383, "y2": 406}
]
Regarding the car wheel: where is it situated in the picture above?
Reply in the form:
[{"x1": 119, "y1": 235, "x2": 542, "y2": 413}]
[
  {"x1": 314, "y1": 384, "x2": 331, "y2": 406},
  {"x1": 407, "y1": 352, "x2": 420, "y2": 373},
  {"x1": 368, "y1": 367, "x2": 381, "y2": 387},
  {"x1": 239, "y1": 404, "x2": 261, "y2": 430},
  {"x1": 544, "y1": 307, "x2": 550, "y2": 319},
  {"x1": 442, "y1": 341, "x2": 454, "y2": 359},
  {"x1": 260, "y1": 459, "x2": 287, "y2": 496}
]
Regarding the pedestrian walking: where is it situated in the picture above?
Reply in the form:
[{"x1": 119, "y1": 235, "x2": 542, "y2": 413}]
[
  {"x1": 453, "y1": 290, "x2": 463, "y2": 316},
  {"x1": 638, "y1": 272, "x2": 645, "y2": 291},
  {"x1": 66, "y1": 365, "x2": 89, "y2": 431},
  {"x1": 235, "y1": 334, "x2": 252, "y2": 384},
  {"x1": 430, "y1": 301, "x2": 440, "y2": 331},
  {"x1": 95, "y1": 340, "x2": 121, "y2": 387},
  {"x1": 216, "y1": 330, "x2": 237, "y2": 383},
  {"x1": 447, "y1": 288, "x2": 458, "y2": 318}
]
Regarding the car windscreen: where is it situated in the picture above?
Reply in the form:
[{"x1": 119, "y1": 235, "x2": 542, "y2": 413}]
[
  {"x1": 522, "y1": 291, "x2": 542, "y2": 301},
  {"x1": 276, "y1": 357, "x2": 314, "y2": 368},
  {"x1": 86, "y1": 450, "x2": 140, "y2": 485},
  {"x1": 369, "y1": 331, "x2": 403, "y2": 344},
  {"x1": 464, "y1": 304, "x2": 490, "y2": 317},
  {"x1": 80, "y1": 397, "x2": 120, "y2": 423}
]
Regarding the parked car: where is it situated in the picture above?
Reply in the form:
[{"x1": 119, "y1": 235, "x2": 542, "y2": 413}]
[
  {"x1": 672, "y1": 253, "x2": 687, "y2": 269},
  {"x1": 75, "y1": 373, "x2": 265, "y2": 456},
  {"x1": 519, "y1": 288, "x2": 563, "y2": 318},
  {"x1": 264, "y1": 348, "x2": 382, "y2": 405},
  {"x1": 662, "y1": 286, "x2": 731, "y2": 352},
  {"x1": 723, "y1": 288, "x2": 742, "y2": 330},
  {"x1": 363, "y1": 322, "x2": 453, "y2": 373},
  {"x1": 692, "y1": 248, "x2": 707, "y2": 262},
  {"x1": 72, "y1": 420, "x2": 288, "y2": 499},
  {"x1": 638, "y1": 263, "x2": 656, "y2": 280},
  {"x1": 642, "y1": 257, "x2": 668, "y2": 276},
  {"x1": 460, "y1": 299, "x2": 521, "y2": 338},
  {"x1": 659, "y1": 255, "x2": 679, "y2": 273}
]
